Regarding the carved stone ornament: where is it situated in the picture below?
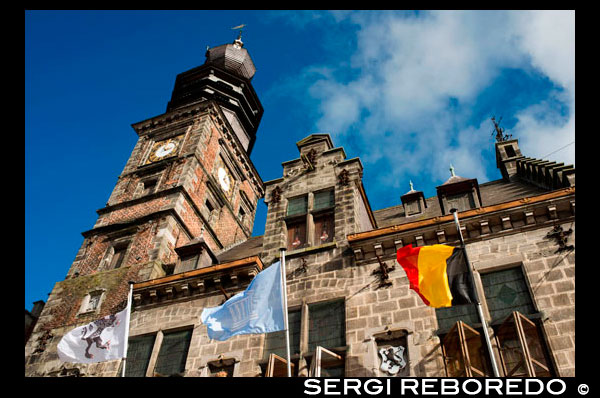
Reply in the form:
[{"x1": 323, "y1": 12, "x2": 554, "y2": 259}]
[
  {"x1": 271, "y1": 186, "x2": 282, "y2": 204},
  {"x1": 546, "y1": 225, "x2": 574, "y2": 252},
  {"x1": 33, "y1": 330, "x2": 54, "y2": 354},
  {"x1": 338, "y1": 169, "x2": 350, "y2": 186},
  {"x1": 306, "y1": 148, "x2": 317, "y2": 165},
  {"x1": 379, "y1": 346, "x2": 407, "y2": 375}
]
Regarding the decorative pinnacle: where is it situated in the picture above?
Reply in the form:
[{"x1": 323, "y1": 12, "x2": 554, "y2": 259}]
[
  {"x1": 409, "y1": 180, "x2": 414, "y2": 191},
  {"x1": 449, "y1": 164, "x2": 456, "y2": 177}
]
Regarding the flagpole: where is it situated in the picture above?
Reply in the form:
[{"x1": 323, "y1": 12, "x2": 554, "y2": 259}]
[
  {"x1": 449, "y1": 209, "x2": 500, "y2": 377},
  {"x1": 280, "y1": 248, "x2": 292, "y2": 377},
  {"x1": 121, "y1": 281, "x2": 134, "y2": 377}
]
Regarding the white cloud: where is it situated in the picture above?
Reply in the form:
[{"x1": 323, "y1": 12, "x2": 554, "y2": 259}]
[
  {"x1": 293, "y1": 10, "x2": 575, "y2": 196},
  {"x1": 265, "y1": 10, "x2": 574, "y2": 203}
]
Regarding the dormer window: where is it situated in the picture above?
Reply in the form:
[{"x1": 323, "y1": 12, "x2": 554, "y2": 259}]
[
  {"x1": 401, "y1": 181, "x2": 426, "y2": 217},
  {"x1": 436, "y1": 166, "x2": 481, "y2": 215}
]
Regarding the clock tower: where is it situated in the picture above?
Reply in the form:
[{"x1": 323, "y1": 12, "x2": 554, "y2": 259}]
[{"x1": 25, "y1": 34, "x2": 264, "y2": 374}]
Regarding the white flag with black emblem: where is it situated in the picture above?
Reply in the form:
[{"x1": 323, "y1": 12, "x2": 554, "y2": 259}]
[{"x1": 57, "y1": 308, "x2": 128, "y2": 363}]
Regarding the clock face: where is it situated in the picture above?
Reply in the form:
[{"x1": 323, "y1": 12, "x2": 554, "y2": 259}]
[
  {"x1": 146, "y1": 136, "x2": 183, "y2": 164},
  {"x1": 218, "y1": 167, "x2": 231, "y2": 192},
  {"x1": 215, "y1": 157, "x2": 235, "y2": 200}
]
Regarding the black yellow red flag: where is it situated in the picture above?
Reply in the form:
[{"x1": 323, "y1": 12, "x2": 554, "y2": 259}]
[{"x1": 396, "y1": 244, "x2": 477, "y2": 308}]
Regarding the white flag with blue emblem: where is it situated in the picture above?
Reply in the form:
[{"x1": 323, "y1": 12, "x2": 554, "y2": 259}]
[{"x1": 200, "y1": 261, "x2": 285, "y2": 341}]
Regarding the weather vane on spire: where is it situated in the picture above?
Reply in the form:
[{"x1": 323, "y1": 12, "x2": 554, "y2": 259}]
[
  {"x1": 232, "y1": 24, "x2": 246, "y2": 40},
  {"x1": 491, "y1": 116, "x2": 512, "y2": 142}
]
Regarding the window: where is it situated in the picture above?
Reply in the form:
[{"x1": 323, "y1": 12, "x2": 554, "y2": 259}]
[
  {"x1": 141, "y1": 178, "x2": 158, "y2": 196},
  {"x1": 78, "y1": 289, "x2": 105, "y2": 315},
  {"x1": 405, "y1": 200, "x2": 421, "y2": 216},
  {"x1": 314, "y1": 214, "x2": 334, "y2": 245},
  {"x1": 446, "y1": 192, "x2": 475, "y2": 212},
  {"x1": 287, "y1": 221, "x2": 307, "y2": 251},
  {"x1": 263, "y1": 300, "x2": 346, "y2": 377},
  {"x1": 286, "y1": 195, "x2": 308, "y2": 251},
  {"x1": 110, "y1": 244, "x2": 128, "y2": 269},
  {"x1": 505, "y1": 145, "x2": 516, "y2": 158},
  {"x1": 438, "y1": 266, "x2": 554, "y2": 377},
  {"x1": 179, "y1": 254, "x2": 200, "y2": 273},
  {"x1": 313, "y1": 190, "x2": 334, "y2": 211},
  {"x1": 287, "y1": 196, "x2": 308, "y2": 216},
  {"x1": 285, "y1": 190, "x2": 336, "y2": 251},
  {"x1": 153, "y1": 329, "x2": 193, "y2": 377},
  {"x1": 86, "y1": 291, "x2": 103, "y2": 312},
  {"x1": 205, "y1": 199, "x2": 214, "y2": 213},
  {"x1": 480, "y1": 267, "x2": 536, "y2": 323},
  {"x1": 125, "y1": 334, "x2": 156, "y2": 377},
  {"x1": 312, "y1": 189, "x2": 334, "y2": 246},
  {"x1": 263, "y1": 309, "x2": 302, "y2": 359},
  {"x1": 307, "y1": 300, "x2": 345, "y2": 352}
]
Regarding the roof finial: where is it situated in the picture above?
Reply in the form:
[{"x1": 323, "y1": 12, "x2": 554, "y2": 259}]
[
  {"x1": 409, "y1": 180, "x2": 414, "y2": 191},
  {"x1": 449, "y1": 164, "x2": 456, "y2": 177}
]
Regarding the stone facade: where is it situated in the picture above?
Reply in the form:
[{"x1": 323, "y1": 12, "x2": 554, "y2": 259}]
[{"x1": 25, "y1": 35, "x2": 575, "y2": 378}]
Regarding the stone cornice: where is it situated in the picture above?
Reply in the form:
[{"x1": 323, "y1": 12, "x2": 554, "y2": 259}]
[
  {"x1": 132, "y1": 256, "x2": 264, "y2": 308},
  {"x1": 348, "y1": 187, "x2": 574, "y2": 244},
  {"x1": 348, "y1": 187, "x2": 575, "y2": 264}
]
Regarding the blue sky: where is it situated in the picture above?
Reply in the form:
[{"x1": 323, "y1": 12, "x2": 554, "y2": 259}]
[{"x1": 25, "y1": 10, "x2": 574, "y2": 309}]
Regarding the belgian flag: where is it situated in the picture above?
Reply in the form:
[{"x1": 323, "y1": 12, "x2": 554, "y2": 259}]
[{"x1": 396, "y1": 244, "x2": 477, "y2": 308}]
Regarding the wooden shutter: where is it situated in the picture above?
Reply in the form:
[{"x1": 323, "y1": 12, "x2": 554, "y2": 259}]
[
  {"x1": 308, "y1": 346, "x2": 344, "y2": 377},
  {"x1": 442, "y1": 321, "x2": 489, "y2": 377},
  {"x1": 496, "y1": 311, "x2": 553, "y2": 377},
  {"x1": 287, "y1": 221, "x2": 307, "y2": 251},
  {"x1": 265, "y1": 353, "x2": 295, "y2": 377},
  {"x1": 110, "y1": 246, "x2": 127, "y2": 269},
  {"x1": 313, "y1": 214, "x2": 334, "y2": 245}
]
